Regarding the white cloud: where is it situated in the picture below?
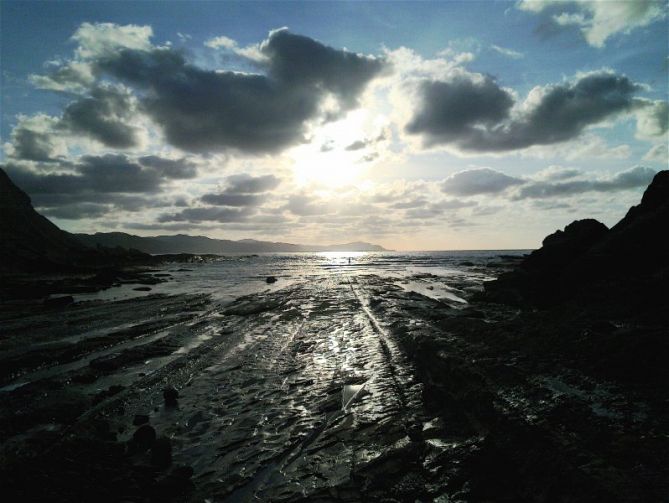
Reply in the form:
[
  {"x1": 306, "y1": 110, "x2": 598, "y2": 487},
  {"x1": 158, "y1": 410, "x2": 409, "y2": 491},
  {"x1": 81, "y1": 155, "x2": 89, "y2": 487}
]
[
  {"x1": 642, "y1": 143, "x2": 668, "y2": 163},
  {"x1": 635, "y1": 100, "x2": 669, "y2": 140},
  {"x1": 205, "y1": 35, "x2": 238, "y2": 50},
  {"x1": 72, "y1": 22, "x2": 153, "y2": 59},
  {"x1": 518, "y1": 0, "x2": 667, "y2": 47},
  {"x1": 490, "y1": 44, "x2": 524, "y2": 59}
]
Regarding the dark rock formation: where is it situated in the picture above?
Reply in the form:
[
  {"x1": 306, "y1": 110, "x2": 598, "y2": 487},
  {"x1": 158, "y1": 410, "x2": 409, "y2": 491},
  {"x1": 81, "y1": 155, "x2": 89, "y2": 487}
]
[
  {"x1": 0, "y1": 169, "x2": 89, "y2": 273},
  {"x1": 0, "y1": 167, "x2": 152, "y2": 275},
  {"x1": 486, "y1": 170, "x2": 669, "y2": 315}
]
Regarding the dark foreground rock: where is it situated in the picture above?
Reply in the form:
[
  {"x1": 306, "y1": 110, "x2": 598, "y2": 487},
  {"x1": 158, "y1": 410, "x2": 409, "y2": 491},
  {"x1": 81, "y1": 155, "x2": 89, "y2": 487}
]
[{"x1": 487, "y1": 170, "x2": 669, "y2": 317}]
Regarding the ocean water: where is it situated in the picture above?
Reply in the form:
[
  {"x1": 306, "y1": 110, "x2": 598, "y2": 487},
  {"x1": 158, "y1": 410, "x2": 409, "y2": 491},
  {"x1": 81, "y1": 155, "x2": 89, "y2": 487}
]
[{"x1": 74, "y1": 250, "x2": 529, "y2": 304}]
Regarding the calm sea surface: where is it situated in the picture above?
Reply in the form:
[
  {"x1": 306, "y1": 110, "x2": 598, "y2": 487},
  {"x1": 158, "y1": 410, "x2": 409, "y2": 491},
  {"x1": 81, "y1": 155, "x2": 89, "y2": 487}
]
[{"x1": 75, "y1": 250, "x2": 530, "y2": 304}]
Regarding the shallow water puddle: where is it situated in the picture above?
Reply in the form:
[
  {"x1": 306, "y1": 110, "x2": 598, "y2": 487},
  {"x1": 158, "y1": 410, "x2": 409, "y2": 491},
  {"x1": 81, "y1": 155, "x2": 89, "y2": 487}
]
[{"x1": 342, "y1": 383, "x2": 366, "y2": 409}]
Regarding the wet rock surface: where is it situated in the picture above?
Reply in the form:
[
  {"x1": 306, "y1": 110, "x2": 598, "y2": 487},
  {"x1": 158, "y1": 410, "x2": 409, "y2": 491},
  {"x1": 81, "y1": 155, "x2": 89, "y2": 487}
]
[{"x1": 1, "y1": 266, "x2": 666, "y2": 502}]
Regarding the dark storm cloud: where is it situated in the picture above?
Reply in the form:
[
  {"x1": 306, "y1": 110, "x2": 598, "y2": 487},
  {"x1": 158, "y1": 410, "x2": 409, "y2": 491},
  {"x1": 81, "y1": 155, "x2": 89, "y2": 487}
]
[
  {"x1": 138, "y1": 155, "x2": 197, "y2": 179},
  {"x1": 199, "y1": 174, "x2": 280, "y2": 207},
  {"x1": 59, "y1": 86, "x2": 140, "y2": 148},
  {"x1": 262, "y1": 28, "x2": 385, "y2": 109},
  {"x1": 9, "y1": 127, "x2": 59, "y2": 162},
  {"x1": 2, "y1": 153, "x2": 196, "y2": 220},
  {"x1": 441, "y1": 168, "x2": 525, "y2": 196},
  {"x1": 95, "y1": 29, "x2": 385, "y2": 153},
  {"x1": 514, "y1": 166, "x2": 657, "y2": 199},
  {"x1": 407, "y1": 75, "x2": 514, "y2": 144},
  {"x1": 408, "y1": 71, "x2": 644, "y2": 152}
]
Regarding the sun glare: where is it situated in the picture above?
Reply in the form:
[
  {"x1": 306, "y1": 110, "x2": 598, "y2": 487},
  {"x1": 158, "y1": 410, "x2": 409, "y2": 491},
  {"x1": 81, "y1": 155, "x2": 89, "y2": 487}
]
[{"x1": 292, "y1": 149, "x2": 365, "y2": 188}]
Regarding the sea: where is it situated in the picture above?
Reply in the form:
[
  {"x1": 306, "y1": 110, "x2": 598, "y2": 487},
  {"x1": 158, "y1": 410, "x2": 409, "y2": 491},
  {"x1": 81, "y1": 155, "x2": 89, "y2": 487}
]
[{"x1": 74, "y1": 250, "x2": 530, "y2": 305}]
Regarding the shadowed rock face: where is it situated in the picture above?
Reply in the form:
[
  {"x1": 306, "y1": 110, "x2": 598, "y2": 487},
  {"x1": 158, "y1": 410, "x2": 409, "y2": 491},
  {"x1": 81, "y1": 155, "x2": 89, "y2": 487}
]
[
  {"x1": 0, "y1": 168, "x2": 88, "y2": 273},
  {"x1": 486, "y1": 170, "x2": 669, "y2": 311},
  {"x1": 524, "y1": 218, "x2": 609, "y2": 273},
  {"x1": 0, "y1": 168, "x2": 154, "y2": 276}
]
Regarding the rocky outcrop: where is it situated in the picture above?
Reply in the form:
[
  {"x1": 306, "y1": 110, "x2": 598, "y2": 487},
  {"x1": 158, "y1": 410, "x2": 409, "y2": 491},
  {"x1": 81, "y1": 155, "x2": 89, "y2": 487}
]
[
  {"x1": 0, "y1": 169, "x2": 90, "y2": 273},
  {"x1": 486, "y1": 170, "x2": 669, "y2": 315},
  {"x1": 0, "y1": 168, "x2": 154, "y2": 275}
]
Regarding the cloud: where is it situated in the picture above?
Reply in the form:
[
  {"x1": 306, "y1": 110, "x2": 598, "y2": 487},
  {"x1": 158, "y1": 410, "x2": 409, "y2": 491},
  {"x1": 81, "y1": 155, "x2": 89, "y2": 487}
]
[
  {"x1": 138, "y1": 155, "x2": 197, "y2": 179},
  {"x1": 40, "y1": 203, "x2": 110, "y2": 220},
  {"x1": 490, "y1": 44, "x2": 524, "y2": 59},
  {"x1": 518, "y1": 0, "x2": 667, "y2": 47},
  {"x1": 407, "y1": 70, "x2": 645, "y2": 152},
  {"x1": 285, "y1": 194, "x2": 335, "y2": 216},
  {"x1": 534, "y1": 166, "x2": 583, "y2": 181},
  {"x1": 643, "y1": 143, "x2": 668, "y2": 163},
  {"x1": 59, "y1": 85, "x2": 141, "y2": 148},
  {"x1": 2, "y1": 153, "x2": 196, "y2": 219},
  {"x1": 205, "y1": 35, "x2": 238, "y2": 50},
  {"x1": 5, "y1": 115, "x2": 65, "y2": 162},
  {"x1": 30, "y1": 60, "x2": 95, "y2": 93},
  {"x1": 406, "y1": 75, "x2": 514, "y2": 146},
  {"x1": 92, "y1": 28, "x2": 385, "y2": 153},
  {"x1": 26, "y1": 24, "x2": 385, "y2": 155},
  {"x1": 224, "y1": 174, "x2": 281, "y2": 193},
  {"x1": 441, "y1": 168, "x2": 524, "y2": 196},
  {"x1": 514, "y1": 165, "x2": 657, "y2": 199},
  {"x1": 635, "y1": 99, "x2": 669, "y2": 139},
  {"x1": 72, "y1": 22, "x2": 153, "y2": 59},
  {"x1": 158, "y1": 206, "x2": 254, "y2": 223},
  {"x1": 5, "y1": 84, "x2": 144, "y2": 160},
  {"x1": 261, "y1": 28, "x2": 385, "y2": 109},
  {"x1": 344, "y1": 130, "x2": 388, "y2": 151},
  {"x1": 200, "y1": 193, "x2": 263, "y2": 207},
  {"x1": 199, "y1": 174, "x2": 280, "y2": 207}
]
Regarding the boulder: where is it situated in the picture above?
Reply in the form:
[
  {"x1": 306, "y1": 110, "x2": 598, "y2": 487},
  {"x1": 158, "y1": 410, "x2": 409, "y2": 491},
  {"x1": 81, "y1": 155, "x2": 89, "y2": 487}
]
[
  {"x1": 132, "y1": 424, "x2": 156, "y2": 449},
  {"x1": 163, "y1": 386, "x2": 179, "y2": 407}
]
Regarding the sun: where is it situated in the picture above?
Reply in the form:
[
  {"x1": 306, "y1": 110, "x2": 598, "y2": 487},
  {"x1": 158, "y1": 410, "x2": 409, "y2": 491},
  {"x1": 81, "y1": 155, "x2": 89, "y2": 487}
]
[
  {"x1": 292, "y1": 149, "x2": 366, "y2": 188},
  {"x1": 290, "y1": 109, "x2": 381, "y2": 188}
]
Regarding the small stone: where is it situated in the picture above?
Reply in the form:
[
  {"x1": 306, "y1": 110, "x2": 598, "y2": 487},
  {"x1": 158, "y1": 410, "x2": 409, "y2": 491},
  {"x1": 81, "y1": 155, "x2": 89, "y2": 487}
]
[
  {"x1": 132, "y1": 424, "x2": 156, "y2": 449},
  {"x1": 151, "y1": 436, "x2": 172, "y2": 469},
  {"x1": 163, "y1": 386, "x2": 179, "y2": 407},
  {"x1": 133, "y1": 414, "x2": 150, "y2": 426},
  {"x1": 266, "y1": 276, "x2": 278, "y2": 284}
]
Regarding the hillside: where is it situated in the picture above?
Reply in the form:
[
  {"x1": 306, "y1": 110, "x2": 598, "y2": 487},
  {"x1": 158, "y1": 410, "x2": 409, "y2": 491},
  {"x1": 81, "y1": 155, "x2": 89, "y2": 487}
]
[
  {"x1": 0, "y1": 168, "x2": 92, "y2": 273},
  {"x1": 75, "y1": 233, "x2": 387, "y2": 254}
]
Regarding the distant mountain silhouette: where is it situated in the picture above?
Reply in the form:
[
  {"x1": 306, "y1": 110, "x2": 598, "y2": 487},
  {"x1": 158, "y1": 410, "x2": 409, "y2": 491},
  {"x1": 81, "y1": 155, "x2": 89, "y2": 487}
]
[{"x1": 75, "y1": 232, "x2": 388, "y2": 254}]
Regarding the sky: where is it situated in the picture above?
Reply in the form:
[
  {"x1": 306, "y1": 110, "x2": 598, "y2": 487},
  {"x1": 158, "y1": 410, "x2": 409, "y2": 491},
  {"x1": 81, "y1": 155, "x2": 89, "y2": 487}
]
[{"x1": 1, "y1": 0, "x2": 667, "y2": 250}]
